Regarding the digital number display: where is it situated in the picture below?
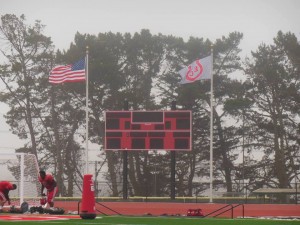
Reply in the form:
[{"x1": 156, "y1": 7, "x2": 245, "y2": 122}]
[
  {"x1": 105, "y1": 110, "x2": 192, "y2": 151},
  {"x1": 132, "y1": 111, "x2": 164, "y2": 123}
]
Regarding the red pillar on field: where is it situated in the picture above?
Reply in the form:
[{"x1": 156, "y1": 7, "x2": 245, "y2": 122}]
[{"x1": 80, "y1": 174, "x2": 96, "y2": 219}]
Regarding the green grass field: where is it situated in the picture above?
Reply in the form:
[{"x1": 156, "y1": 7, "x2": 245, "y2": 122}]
[{"x1": 1, "y1": 216, "x2": 300, "y2": 225}]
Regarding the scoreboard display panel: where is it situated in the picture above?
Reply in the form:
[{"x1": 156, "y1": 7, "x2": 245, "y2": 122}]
[{"x1": 104, "y1": 110, "x2": 192, "y2": 151}]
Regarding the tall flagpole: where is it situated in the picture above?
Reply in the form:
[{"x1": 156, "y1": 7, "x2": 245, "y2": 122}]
[
  {"x1": 209, "y1": 45, "x2": 214, "y2": 203},
  {"x1": 85, "y1": 46, "x2": 89, "y2": 174}
]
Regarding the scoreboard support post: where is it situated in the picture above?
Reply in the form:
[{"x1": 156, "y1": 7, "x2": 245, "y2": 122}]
[
  {"x1": 170, "y1": 151, "x2": 176, "y2": 200},
  {"x1": 123, "y1": 151, "x2": 128, "y2": 200}
]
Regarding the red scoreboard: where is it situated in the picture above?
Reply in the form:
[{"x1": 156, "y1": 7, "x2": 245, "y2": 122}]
[{"x1": 104, "y1": 110, "x2": 192, "y2": 151}]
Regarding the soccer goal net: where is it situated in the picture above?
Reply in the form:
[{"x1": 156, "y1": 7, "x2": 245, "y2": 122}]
[{"x1": 0, "y1": 153, "x2": 40, "y2": 207}]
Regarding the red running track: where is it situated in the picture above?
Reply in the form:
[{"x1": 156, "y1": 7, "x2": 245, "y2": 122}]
[{"x1": 55, "y1": 201, "x2": 300, "y2": 218}]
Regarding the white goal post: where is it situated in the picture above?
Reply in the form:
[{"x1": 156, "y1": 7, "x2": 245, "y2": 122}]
[{"x1": 0, "y1": 153, "x2": 40, "y2": 206}]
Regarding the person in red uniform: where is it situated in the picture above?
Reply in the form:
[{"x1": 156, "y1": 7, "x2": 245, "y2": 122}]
[
  {"x1": 0, "y1": 181, "x2": 17, "y2": 208},
  {"x1": 38, "y1": 170, "x2": 58, "y2": 208}
]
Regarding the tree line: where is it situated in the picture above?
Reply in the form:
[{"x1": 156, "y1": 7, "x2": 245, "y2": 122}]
[{"x1": 0, "y1": 14, "x2": 299, "y2": 197}]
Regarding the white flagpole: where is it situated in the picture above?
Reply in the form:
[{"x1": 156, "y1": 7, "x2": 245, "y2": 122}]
[
  {"x1": 85, "y1": 46, "x2": 89, "y2": 174},
  {"x1": 209, "y1": 46, "x2": 214, "y2": 203}
]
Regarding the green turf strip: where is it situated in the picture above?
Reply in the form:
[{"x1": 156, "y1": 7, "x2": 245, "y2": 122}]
[{"x1": 0, "y1": 216, "x2": 300, "y2": 225}]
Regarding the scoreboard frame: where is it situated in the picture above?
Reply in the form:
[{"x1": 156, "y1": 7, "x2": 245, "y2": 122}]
[{"x1": 104, "y1": 110, "x2": 192, "y2": 151}]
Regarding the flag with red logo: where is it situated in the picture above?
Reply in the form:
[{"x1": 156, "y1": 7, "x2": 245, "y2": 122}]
[{"x1": 178, "y1": 55, "x2": 212, "y2": 84}]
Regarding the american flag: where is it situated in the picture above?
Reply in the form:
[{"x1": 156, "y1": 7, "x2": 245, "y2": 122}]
[{"x1": 49, "y1": 58, "x2": 86, "y2": 84}]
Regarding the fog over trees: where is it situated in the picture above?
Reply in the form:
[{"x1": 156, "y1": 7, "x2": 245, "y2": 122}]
[{"x1": 0, "y1": 14, "x2": 299, "y2": 197}]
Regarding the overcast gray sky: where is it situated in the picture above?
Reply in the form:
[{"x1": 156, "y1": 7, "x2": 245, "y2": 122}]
[{"x1": 0, "y1": 0, "x2": 300, "y2": 151}]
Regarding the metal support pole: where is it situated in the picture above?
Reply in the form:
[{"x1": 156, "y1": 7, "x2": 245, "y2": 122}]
[
  {"x1": 209, "y1": 47, "x2": 214, "y2": 203},
  {"x1": 123, "y1": 151, "x2": 128, "y2": 199},
  {"x1": 85, "y1": 47, "x2": 89, "y2": 174},
  {"x1": 170, "y1": 151, "x2": 176, "y2": 200}
]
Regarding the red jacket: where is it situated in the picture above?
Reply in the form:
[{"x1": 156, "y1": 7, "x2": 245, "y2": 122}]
[
  {"x1": 0, "y1": 181, "x2": 15, "y2": 202},
  {"x1": 38, "y1": 174, "x2": 57, "y2": 191},
  {"x1": 0, "y1": 181, "x2": 14, "y2": 192}
]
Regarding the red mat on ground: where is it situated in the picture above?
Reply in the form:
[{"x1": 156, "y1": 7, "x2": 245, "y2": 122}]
[{"x1": 0, "y1": 214, "x2": 80, "y2": 221}]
